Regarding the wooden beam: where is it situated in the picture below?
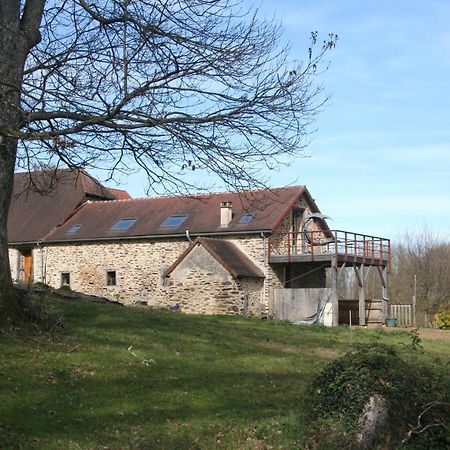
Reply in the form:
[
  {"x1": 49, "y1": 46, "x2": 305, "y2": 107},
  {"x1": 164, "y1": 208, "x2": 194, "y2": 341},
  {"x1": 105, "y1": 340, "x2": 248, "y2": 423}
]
[
  {"x1": 331, "y1": 258, "x2": 339, "y2": 326},
  {"x1": 353, "y1": 265, "x2": 362, "y2": 287},
  {"x1": 377, "y1": 265, "x2": 387, "y2": 288},
  {"x1": 358, "y1": 264, "x2": 366, "y2": 326},
  {"x1": 337, "y1": 262, "x2": 347, "y2": 282},
  {"x1": 377, "y1": 266, "x2": 389, "y2": 322},
  {"x1": 364, "y1": 265, "x2": 371, "y2": 283}
]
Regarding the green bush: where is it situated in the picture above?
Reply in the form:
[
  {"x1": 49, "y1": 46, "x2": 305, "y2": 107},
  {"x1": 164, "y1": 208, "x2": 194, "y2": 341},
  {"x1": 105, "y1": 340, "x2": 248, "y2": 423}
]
[
  {"x1": 306, "y1": 344, "x2": 450, "y2": 449},
  {"x1": 433, "y1": 309, "x2": 450, "y2": 330},
  {"x1": 58, "y1": 284, "x2": 72, "y2": 291},
  {"x1": 33, "y1": 281, "x2": 51, "y2": 291}
]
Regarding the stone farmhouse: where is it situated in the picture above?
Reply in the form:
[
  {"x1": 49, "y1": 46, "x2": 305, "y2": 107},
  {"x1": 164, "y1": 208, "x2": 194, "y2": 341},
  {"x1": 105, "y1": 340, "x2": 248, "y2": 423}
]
[{"x1": 8, "y1": 169, "x2": 391, "y2": 326}]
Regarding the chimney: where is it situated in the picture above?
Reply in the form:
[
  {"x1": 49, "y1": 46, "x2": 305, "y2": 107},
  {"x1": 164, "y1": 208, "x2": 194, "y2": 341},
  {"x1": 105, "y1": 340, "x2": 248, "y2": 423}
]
[{"x1": 220, "y1": 201, "x2": 233, "y2": 227}]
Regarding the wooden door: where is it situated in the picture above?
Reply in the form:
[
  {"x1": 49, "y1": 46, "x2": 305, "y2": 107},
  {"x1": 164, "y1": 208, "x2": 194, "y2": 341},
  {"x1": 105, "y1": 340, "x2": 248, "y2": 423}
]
[{"x1": 23, "y1": 250, "x2": 33, "y2": 283}]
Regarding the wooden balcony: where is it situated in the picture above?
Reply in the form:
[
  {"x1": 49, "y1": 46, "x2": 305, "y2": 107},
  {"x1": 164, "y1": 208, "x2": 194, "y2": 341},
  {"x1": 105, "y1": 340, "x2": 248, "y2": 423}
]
[{"x1": 268, "y1": 230, "x2": 391, "y2": 268}]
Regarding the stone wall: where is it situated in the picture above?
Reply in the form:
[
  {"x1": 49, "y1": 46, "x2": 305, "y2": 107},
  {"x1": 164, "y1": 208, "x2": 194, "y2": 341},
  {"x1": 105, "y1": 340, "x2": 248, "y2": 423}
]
[
  {"x1": 41, "y1": 236, "x2": 270, "y2": 315},
  {"x1": 43, "y1": 238, "x2": 188, "y2": 305},
  {"x1": 269, "y1": 196, "x2": 324, "y2": 257},
  {"x1": 8, "y1": 248, "x2": 18, "y2": 281},
  {"x1": 32, "y1": 247, "x2": 44, "y2": 283},
  {"x1": 165, "y1": 245, "x2": 265, "y2": 316},
  {"x1": 219, "y1": 235, "x2": 273, "y2": 315},
  {"x1": 236, "y1": 277, "x2": 265, "y2": 316}
]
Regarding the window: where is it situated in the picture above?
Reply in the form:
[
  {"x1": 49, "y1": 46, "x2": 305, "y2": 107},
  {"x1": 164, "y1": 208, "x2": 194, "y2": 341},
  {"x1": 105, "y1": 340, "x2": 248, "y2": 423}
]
[
  {"x1": 238, "y1": 213, "x2": 254, "y2": 224},
  {"x1": 67, "y1": 224, "x2": 82, "y2": 234},
  {"x1": 160, "y1": 214, "x2": 188, "y2": 228},
  {"x1": 106, "y1": 270, "x2": 117, "y2": 286},
  {"x1": 111, "y1": 218, "x2": 137, "y2": 231},
  {"x1": 61, "y1": 272, "x2": 70, "y2": 287}
]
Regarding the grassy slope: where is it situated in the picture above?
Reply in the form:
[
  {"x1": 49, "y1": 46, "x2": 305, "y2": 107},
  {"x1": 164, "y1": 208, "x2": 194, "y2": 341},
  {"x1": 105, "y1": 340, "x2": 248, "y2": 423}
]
[{"x1": 0, "y1": 295, "x2": 448, "y2": 450}]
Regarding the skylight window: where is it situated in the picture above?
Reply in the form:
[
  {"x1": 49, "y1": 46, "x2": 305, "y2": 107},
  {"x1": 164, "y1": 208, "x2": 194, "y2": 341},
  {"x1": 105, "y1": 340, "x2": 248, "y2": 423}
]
[
  {"x1": 238, "y1": 213, "x2": 254, "y2": 224},
  {"x1": 67, "y1": 224, "x2": 83, "y2": 234},
  {"x1": 160, "y1": 214, "x2": 188, "y2": 228},
  {"x1": 111, "y1": 218, "x2": 137, "y2": 231}
]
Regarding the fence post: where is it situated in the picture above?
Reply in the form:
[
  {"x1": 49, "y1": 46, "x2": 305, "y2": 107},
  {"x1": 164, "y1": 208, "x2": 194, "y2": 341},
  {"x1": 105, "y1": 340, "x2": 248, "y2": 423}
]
[{"x1": 412, "y1": 274, "x2": 417, "y2": 327}]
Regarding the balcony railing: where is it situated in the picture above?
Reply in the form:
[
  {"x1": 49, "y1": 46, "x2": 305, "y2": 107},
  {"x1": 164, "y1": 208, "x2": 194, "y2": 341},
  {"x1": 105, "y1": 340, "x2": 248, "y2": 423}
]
[{"x1": 268, "y1": 230, "x2": 391, "y2": 266}]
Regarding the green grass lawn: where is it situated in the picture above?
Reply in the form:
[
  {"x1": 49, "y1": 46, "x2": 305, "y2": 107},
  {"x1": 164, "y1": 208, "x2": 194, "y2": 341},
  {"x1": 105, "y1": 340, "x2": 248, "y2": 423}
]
[{"x1": 0, "y1": 294, "x2": 449, "y2": 449}]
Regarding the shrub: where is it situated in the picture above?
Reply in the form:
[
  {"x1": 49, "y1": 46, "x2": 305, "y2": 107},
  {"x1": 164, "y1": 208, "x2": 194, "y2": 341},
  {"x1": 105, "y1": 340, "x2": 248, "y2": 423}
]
[
  {"x1": 306, "y1": 344, "x2": 449, "y2": 449},
  {"x1": 32, "y1": 281, "x2": 51, "y2": 291},
  {"x1": 59, "y1": 284, "x2": 72, "y2": 291},
  {"x1": 433, "y1": 309, "x2": 450, "y2": 330}
]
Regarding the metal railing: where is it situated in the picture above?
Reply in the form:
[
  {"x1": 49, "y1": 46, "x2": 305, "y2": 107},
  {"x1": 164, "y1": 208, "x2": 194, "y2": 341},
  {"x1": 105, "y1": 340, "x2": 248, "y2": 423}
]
[{"x1": 268, "y1": 230, "x2": 391, "y2": 265}]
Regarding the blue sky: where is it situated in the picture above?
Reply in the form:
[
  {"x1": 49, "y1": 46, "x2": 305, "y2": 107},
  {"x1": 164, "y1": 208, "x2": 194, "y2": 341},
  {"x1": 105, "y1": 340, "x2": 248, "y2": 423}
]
[{"x1": 116, "y1": 0, "x2": 450, "y2": 241}]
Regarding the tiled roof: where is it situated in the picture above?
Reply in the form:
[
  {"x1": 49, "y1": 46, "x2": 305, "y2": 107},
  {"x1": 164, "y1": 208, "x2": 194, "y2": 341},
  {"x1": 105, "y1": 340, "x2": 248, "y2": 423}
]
[
  {"x1": 108, "y1": 188, "x2": 132, "y2": 200},
  {"x1": 164, "y1": 237, "x2": 265, "y2": 278},
  {"x1": 46, "y1": 185, "x2": 318, "y2": 242},
  {"x1": 8, "y1": 169, "x2": 117, "y2": 243}
]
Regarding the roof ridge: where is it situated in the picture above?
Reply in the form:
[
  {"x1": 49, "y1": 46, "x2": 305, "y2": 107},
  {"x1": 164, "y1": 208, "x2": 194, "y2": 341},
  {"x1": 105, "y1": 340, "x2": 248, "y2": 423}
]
[
  {"x1": 76, "y1": 184, "x2": 306, "y2": 204},
  {"x1": 79, "y1": 169, "x2": 87, "y2": 193},
  {"x1": 84, "y1": 197, "x2": 140, "y2": 204}
]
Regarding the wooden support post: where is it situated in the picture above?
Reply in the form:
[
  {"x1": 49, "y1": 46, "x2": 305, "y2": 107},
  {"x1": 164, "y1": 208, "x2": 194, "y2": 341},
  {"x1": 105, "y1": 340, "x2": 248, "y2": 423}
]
[
  {"x1": 331, "y1": 259, "x2": 339, "y2": 326},
  {"x1": 377, "y1": 266, "x2": 389, "y2": 321},
  {"x1": 385, "y1": 267, "x2": 390, "y2": 321},
  {"x1": 338, "y1": 262, "x2": 347, "y2": 282},
  {"x1": 358, "y1": 264, "x2": 366, "y2": 326},
  {"x1": 412, "y1": 274, "x2": 417, "y2": 327}
]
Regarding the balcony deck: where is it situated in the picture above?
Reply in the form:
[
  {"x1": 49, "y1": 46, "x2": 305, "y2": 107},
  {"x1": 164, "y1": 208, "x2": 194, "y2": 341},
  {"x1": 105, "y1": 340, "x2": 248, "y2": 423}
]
[{"x1": 268, "y1": 230, "x2": 391, "y2": 268}]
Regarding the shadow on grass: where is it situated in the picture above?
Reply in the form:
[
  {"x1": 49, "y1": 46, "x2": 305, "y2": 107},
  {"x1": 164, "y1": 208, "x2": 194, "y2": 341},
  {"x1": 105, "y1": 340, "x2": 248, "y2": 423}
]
[
  {"x1": 2, "y1": 296, "x2": 444, "y2": 449},
  {"x1": 2, "y1": 350, "x2": 312, "y2": 448}
]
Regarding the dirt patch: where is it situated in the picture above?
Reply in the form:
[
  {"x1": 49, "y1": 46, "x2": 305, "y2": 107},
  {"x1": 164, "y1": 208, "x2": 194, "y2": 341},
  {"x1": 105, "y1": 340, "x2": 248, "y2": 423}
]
[
  {"x1": 259, "y1": 342, "x2": 304, "y2": 354},
  {"x1": 260, "y1": 341, "x2": 339, "y2": 359},
  {"x1": 383, "y1": 326, "x2": 450, "y2": 341},
  {"x1": 313, "y1": 346, "x2": 340, "y2": 359},
  {"x1": 412, "y1": 327, "x2": 450, "y2": 341}
]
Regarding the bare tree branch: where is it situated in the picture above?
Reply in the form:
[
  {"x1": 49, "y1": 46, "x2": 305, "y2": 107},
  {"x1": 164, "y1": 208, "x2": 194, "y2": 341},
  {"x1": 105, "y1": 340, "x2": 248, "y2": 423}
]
[
  {"x1": 20, "y1": 0, "x2": 46, "y2": 51},
  {"x1": 1, "y1": 1, "x2": 337, "y2": 321},
  {"x1": 9, "y1": 0, "x2": 337, "y2": 193}
]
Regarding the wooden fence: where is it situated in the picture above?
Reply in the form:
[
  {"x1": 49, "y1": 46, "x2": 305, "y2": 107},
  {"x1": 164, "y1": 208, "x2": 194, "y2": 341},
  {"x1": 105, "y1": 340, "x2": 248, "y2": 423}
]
[{"x1": 389, "y1": 304, "x2": 413, "y2": 327}]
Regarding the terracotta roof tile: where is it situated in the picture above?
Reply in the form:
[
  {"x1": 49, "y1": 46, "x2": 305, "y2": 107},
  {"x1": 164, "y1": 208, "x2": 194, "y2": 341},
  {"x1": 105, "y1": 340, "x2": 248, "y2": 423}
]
[
  {"x1": 8, "y1": 169, "x2": 115, "y2": 243},
  {"x1": 108, "y1": 188, "x2": 132, "y2": 200},
  {"x1": 46, "y1": 185, "x2": 315, "y2": 241}
]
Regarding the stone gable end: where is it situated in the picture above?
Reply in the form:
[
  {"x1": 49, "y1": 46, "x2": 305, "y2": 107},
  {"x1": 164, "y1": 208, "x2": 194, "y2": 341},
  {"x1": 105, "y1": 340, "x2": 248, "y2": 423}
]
[{"x1": 167, "y1": 245, "x2": 263, "y2": 315}]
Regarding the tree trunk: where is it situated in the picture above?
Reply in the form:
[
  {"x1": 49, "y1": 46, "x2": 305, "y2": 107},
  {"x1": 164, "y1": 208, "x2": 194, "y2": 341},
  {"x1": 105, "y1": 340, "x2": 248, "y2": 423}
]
[
  {"x1": 0, "y1": 139, "x2": 22, "y2": 324},
  {"x1": 0, "y1": 0, "x2": 31, "y2": 324}
]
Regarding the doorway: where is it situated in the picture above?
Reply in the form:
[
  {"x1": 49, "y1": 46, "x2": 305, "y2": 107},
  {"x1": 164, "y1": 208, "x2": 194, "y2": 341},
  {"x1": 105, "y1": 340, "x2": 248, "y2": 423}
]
[{"x1": 21, "y1": 250, "x2": 33, "y2": 283}]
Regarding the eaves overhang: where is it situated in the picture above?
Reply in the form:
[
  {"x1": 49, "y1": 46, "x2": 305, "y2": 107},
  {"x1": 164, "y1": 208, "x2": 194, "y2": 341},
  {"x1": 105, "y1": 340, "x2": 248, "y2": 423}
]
[
  {"x1": 8, "y1": 240, "x2": 44, "y2": 246},
  {"x1": 24, "y1": 228, "x2": 274, "y2": 245}
]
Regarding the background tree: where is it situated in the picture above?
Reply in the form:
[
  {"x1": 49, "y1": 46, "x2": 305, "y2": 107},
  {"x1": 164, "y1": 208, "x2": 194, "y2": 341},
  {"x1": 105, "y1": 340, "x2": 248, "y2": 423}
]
[
  {"x1": 390, "y1": 229, "x2": 450, "y2": 326},
  {"x1": 0, "y1": 0, "x2": 336, "y2": 323}
]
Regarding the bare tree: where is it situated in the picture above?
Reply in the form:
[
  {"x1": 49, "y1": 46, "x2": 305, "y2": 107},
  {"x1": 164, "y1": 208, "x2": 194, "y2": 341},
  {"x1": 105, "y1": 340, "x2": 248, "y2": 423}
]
[
  {"x1": 390, "y1": 229, "x2": 450, "y2": 325},
  {"x1": 0, "y1": 0, "x2": 336, "y2": 323}
]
